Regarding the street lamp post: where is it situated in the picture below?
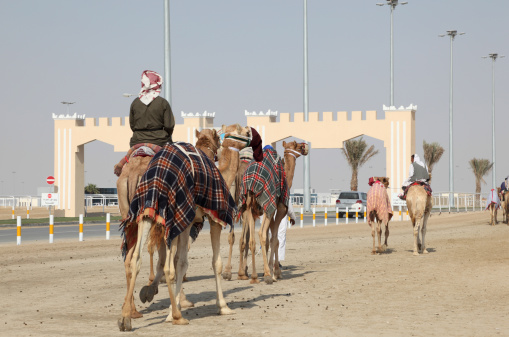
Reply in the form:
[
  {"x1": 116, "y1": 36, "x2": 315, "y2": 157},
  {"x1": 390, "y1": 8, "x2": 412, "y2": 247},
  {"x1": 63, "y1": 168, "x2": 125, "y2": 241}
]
[
  {"x1": 439, "y1": 30, "x2": 465, "y2": 207},
  {"x1": 303, "y1": 0, "x2": 311, "y2": 212},
  {"x1": 12, "y1": 171, "x2": 16, "y2": 195},
  {"x1": 376, "y1": 0, "x2": 408, "y2": 107},
  {"x1": 482, "y1": 53, "x2": 505, "y2": 189},
  {"x1": 164, "y1": 0, "x2": 172, "y2": 105}
]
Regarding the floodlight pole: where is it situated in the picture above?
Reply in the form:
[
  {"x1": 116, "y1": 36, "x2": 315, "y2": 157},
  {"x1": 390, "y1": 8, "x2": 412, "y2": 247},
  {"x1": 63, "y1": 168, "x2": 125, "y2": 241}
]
[
  {"x1": 303, "y1": 0, "x2": 311, "y2": 212},
  {"x1": 440, "y1": 30, "x2": 464, "y2": 207},
  {"x1": 376, "y1": 0, "x2": 408, "y2": 107},
  {"x1": 164, "y1": 0, "x2": 172, "y2": 105},
  {"x1": 483, "y1": 53, "x2": 505, "y2": 188}
]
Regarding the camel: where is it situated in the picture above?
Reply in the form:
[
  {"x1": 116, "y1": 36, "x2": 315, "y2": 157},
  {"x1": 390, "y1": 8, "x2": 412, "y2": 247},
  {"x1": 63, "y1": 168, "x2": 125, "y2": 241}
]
[
  {"x1": 116, "y1": 125, "x2": 251, "y2": 320},
  {"x1": 497, "y1": 187, "x2": 509, "y2": 224},
  {"x1": 366, "y1": 177, "x2": 393, "y2": 255},
  {"x1": 485, "y1": 189, "x2": 500, "y2": 226},
  {"x1": 237, "y1": 141, "x2": 308, "y2": 284},
  {"x1": 117, "y1": 140, "x2": 240, "y2": 331},
  {"x1": 405, "y1": 183, "x2": 432, "y2": 256},
  {"x1": 222, "y1": 147, "x2": 254, "y2": 280}
]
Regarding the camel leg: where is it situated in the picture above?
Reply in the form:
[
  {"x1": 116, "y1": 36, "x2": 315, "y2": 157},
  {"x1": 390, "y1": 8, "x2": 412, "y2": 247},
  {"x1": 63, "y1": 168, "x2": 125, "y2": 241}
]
[
  {"x1": 148, "y1": 242, "x2": 156, "y2": 284},
  {"x1": 173, "y1": 226, "x2": 192, "y2": 321},
  {"x1": 210, "y1": 220, "x2": 235, "y2": 315},
  {"x1": 237, "y1": 216, "x2": 249, "y2": 280},
  {"x1": 140, "y1": 236, "x2": 166, "y2": 303},
  {"x1": 376, "y1": 219, "x2": 383, "y2": 253},
  {"x1": 421, "y1": 209, "x2": 430, "y2": 254},
  {"x1": 370, "y1": 220, "x2": 376, "y2": 255},
  {"x1": 123, "y1": 246, "x2": 143, "y2": 318},
  {"x1": 272, "y1": 203, "x2": 287, "y2": 281},
  {"x1": 164, "y1": 231, "x2": 189, "y2": 325},
  {"x1": 118, "y1": 220, "x2": 151, "y2": 331},
  {"x1": 412, "y1": 216, "x2": 421, "y2": 256},
  {"x1": 259, "y1": 212, "x2": 274, "y2": 284},
  {"x1": 222, "y1": 229, "x2": 235, "y2": 280},
  {"x1": 383, "y1": 221, "x2": 389, "y2": 251},
  {"x1": 248, "y1": 210, "x2": 259, "y2": 284}
]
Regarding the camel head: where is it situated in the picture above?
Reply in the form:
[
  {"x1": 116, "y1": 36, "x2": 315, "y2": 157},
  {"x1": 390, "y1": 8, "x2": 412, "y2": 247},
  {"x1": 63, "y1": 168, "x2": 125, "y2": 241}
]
[
  {"x1": 283, "y1": 141, "x2": 309, "y2": 159},
  {"x1": 373, "y1": 176, "x2": 390, "y2": 188},
  {"x1": 221, "y1": 124, "x2": 252, "y2": 151},
  {"x1": 195, "y1": 128, "x2": 221, "y2": 160}
]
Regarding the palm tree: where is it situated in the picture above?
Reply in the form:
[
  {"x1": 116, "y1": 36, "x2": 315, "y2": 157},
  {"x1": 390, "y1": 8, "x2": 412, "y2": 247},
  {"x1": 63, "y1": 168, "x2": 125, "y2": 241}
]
[
  {"x1": 469, "y1": 158, "x2": 493, "y2": 198},
  {"x1": 85, "y1": 183, "x2": 100, "y2": 194},
  {"x1": 342, "y1": 137, "x2": 379, "y2": 191},
  {"x1": 422, "y1": 140, "x2": 445, "y2": 182}
]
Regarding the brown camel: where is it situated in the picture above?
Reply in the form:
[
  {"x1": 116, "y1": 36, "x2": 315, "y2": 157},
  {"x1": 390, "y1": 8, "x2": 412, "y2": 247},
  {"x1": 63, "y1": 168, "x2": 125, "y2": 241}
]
[
  {"x1": 237, "y1": 141, "x2": 308, "y2": 284},
  {"x1": 485, "y1": 189, "x2": 500, "y2": 226},
  {"x1": 222, "y1": 147, "x2": 253, "y2": 280},
  {"x1": 497, "y1": 188, "x2": 509, "y2": 224},
  {"x1": 366, "y1": 177, "x2": 393, "y2": 255},
  {"x1": 405, "y1": 184, "x2": 432, "y2": 256},
  {"x1": 117, "y1": 139, "x2": 241, "y2": 331}
]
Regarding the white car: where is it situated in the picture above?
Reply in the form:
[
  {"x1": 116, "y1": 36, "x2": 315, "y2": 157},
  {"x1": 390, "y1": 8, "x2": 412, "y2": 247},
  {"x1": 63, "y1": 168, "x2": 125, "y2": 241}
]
[{"x1": 335, "y1": 191, "x2": 367, "y2": 218}]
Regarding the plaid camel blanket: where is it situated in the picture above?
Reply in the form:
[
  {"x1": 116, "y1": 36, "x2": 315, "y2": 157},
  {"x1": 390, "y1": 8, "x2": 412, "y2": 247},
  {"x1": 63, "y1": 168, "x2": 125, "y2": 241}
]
[
  {"x1": 119, "y1": 142, "x2": 237, "y2": 259},
  {"x1": 238, "y1": 148, "x2": 289, "y2": 218}
]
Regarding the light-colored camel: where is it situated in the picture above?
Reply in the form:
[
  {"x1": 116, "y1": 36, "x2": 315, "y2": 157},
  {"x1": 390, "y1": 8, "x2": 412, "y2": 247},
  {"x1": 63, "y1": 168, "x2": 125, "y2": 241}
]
[
  {"x1": 222, "y1": 147, "x2": 253, "y2": 280},
  {"x1": 498, "y1": 188, "x2": 509, "y2": 225},
  {"x1": 118, "y1": 139, "x2": 243, "y2": 331},
  {"x1": 488, "y1": 203, "x2": 498, "y2": 226},
  {"x1": 238, "y1": 141, "x2": 308, "y2": 284},
  {"x1": 366, "y1": 177, "x2": 392, "y2": 255},
  {"x1": 405, "y1": 185, "x2": 432, "y2": 256}
]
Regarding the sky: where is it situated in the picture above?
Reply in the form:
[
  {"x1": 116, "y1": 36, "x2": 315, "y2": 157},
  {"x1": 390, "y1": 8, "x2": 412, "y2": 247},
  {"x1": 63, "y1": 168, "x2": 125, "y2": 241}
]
[{"x1": 0, "y1": 0, "x2": 508, "y2": 197}]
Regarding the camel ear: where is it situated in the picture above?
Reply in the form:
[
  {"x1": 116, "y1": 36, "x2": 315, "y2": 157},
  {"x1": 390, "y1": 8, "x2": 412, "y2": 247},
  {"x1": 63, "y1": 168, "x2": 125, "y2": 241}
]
[
  {"x1": 283, "y1": 141, "x2": 287, "y2": 147},
  {"x1": 195, "y1": 129, "x2": 200, "y2": 138}
]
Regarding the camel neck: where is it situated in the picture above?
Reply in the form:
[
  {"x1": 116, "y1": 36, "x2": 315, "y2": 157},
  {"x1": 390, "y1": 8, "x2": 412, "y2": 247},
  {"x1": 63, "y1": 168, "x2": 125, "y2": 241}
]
[
  {"x1": 218, "y1": 146, "x2": 240, "y2": 191},
  {"x1": 284, "y1": 153, "x2": 297, "y2": 190}
]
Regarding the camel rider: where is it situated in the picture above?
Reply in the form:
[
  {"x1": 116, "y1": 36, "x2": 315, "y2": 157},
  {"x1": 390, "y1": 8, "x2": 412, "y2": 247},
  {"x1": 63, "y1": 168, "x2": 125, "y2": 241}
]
[
  {"x1": 401, "y1": 154, "x2": 430, "y2": 191},
  {"x1": 114, "y1": 70, "x2": 175, "y2": 176},
  {"x1": 501, "y1": 177, "x2": 508, "y2": 192},
  {"x1": 500, "y1": 177, "x2": 509, "y2": 201}
]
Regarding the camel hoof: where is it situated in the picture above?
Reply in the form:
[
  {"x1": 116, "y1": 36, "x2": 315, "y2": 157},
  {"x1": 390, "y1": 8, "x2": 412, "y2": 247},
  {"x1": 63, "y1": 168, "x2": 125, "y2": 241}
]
[
  {"x1": 413, "y1": 251, "x2": 420, "y2": 256},
  {"x1": 131, "y1": 310, "x2": 143, "y2": 319},
  {"x1": 237, "y1": 275, "x2": 249, "y2": 280},
  {"x1": 264, "y1": 275, "x2": 274, "y2": 285},
  {"x1": 139, "y1": 285, "x2": 158, "y2": 303},
  {"x1": 250, "y1": 278, "x2": 259, "y2": 284},
  {"x1": 117, "y1": 316, "x2": 132, "y2": 332},
  {"x1": 219, "y1": 306, "x2": 235, "y2": 315},
  {"x1": 371, "y1": 251, "x2": 376, "y2": 255},
  {"x1": 172, "y1": 318, "x2": 189, "y2": 325},
  {"x1": 422, "y1": 249, "x2": 429, "y2": 254},
  {"x1": 180, "y1": 299, "x2": 194, "y2": 309},
  {"x1": 381, "y1": 244, "x2": 387, "y2": 252},
  {"x1": 222, "y1": 271, "x2": 232, "y2": 281}
]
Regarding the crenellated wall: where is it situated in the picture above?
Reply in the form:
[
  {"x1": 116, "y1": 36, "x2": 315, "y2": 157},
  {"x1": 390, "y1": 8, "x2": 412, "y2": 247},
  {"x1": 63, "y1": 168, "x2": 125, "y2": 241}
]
[{"x1": 53, "y1": 106, "x2": 415, "y2": 217}]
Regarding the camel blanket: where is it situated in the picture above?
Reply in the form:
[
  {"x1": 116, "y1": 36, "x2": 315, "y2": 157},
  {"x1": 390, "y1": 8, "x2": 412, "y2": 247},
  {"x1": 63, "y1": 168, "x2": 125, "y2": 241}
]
[
  {"x1": 120, "y1": 142, "x2": 237, "y2": 259},
  {"x1": 485, "y1": 189, "x2": 501, "y2": 210},
  {"x1": 367, "y1": 181, "x2": 393, "y2": 225},
  {"x1": 238, "y1": 148, "x2": 289, "y2": 219}
]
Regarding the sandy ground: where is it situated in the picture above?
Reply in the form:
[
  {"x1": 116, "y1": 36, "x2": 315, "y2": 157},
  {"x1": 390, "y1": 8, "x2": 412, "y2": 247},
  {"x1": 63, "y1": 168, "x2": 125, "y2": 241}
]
[{"x1": 1, "y1": 211, "x2": 508, "y2": 337}]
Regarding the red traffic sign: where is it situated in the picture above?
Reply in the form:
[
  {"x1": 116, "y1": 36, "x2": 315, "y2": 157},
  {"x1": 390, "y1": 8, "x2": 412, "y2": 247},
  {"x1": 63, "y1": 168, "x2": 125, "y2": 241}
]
[
  {"x1": 48, "y1": 193, "x2": 52, "y2": 198},
  {"x1": 47, "y1": 176, "x2": 55, "y2": 185}
]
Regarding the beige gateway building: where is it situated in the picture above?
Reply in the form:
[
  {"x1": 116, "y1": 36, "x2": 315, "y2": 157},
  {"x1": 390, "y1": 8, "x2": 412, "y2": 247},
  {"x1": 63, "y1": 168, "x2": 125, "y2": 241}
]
[{"x1": 52, "y1": 105, "x2": 416, "y2": 217}]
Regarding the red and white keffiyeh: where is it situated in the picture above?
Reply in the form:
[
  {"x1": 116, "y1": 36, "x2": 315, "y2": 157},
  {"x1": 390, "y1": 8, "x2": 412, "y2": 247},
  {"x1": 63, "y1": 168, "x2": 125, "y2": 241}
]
[{"x1": 138, "y1": 70, "x2": 163, "y2": 105}]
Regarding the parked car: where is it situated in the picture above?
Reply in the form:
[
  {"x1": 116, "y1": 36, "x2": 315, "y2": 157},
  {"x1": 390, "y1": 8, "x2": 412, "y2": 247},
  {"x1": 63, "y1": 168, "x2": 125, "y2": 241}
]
[{"x1": 335, "y1": 191, "x2": 367, "y2": 218}]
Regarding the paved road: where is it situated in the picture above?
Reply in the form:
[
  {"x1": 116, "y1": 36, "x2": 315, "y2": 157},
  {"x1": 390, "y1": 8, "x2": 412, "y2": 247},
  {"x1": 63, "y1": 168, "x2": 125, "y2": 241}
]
[{"x1": 0, "y1": 212, "x2": 375, "y2": 245}]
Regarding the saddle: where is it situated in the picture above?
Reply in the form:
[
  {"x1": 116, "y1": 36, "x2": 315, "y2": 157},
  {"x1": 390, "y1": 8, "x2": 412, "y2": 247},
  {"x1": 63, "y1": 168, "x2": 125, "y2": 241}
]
[
  {"x1": 113, "y1": 143, "x2": 162, "y2": 176},
  {"x1": 400, "y1": 181, "x2": 432, "y2": 200}
]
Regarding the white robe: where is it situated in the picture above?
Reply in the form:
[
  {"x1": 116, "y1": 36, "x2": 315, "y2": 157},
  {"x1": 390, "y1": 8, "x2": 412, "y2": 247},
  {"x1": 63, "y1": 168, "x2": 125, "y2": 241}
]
[{"x1": 485, "y1": 189, "x2": 501, "y2": 210}]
